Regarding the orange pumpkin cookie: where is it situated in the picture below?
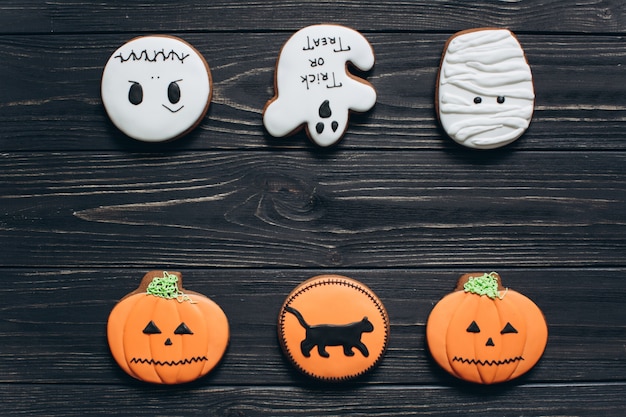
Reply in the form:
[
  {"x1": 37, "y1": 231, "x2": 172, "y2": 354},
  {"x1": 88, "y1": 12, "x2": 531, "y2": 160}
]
[
  {"x1": 107, "y1": 271, "x2": 229, "y2": 384},
  {"x1": 278, "y1": 275, "x2": 389, "y2": 381},
  {"x1": 426, "y1": 272, "x2": 548, "y2": 384}
]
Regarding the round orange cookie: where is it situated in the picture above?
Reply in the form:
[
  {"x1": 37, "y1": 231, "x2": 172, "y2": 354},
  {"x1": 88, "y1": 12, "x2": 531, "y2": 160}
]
[
  {"x1": 426, "y1": 272, "x2": 548, "y2": 384},
  {"x1": 278, "y1": 275, "x2": 389, "y2": 381},
  {"x1": 107, "y1": 271, "x2": 229, "y2": 384}
]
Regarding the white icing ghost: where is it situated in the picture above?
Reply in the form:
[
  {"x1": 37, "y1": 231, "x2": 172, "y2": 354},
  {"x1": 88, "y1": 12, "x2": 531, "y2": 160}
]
[
  {"x1": 101, "y1": 36, "x2": 211, "y2": 142},
  {"x1": 437, "y1": 29, "x2": 535, "y2": 149},
  {"x1": 263, "y1": 24, "x2": 376, "y2": 147}
]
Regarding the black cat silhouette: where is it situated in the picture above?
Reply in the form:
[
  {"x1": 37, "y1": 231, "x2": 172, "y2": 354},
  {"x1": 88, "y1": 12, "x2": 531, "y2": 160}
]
[{"x1": 284, "y1": 306, "x2": 374, "y2": 358}]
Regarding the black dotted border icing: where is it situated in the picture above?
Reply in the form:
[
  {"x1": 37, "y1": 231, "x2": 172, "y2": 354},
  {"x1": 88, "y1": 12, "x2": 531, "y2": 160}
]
[{"x1": 278, "y1": 276, "x2": 390, "y2": 381}]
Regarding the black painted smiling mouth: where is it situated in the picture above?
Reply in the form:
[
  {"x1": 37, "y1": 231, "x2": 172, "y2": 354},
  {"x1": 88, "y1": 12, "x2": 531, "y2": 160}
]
[
  {"x1": 162, "y1": 104, "x2": 184, "y2": 113},
  {"x1": 130, "y1": 356, "x2": 208, "y2": 366},
  {"x1": 452, "y1": 356, "x2": 524, "y2": 366}
]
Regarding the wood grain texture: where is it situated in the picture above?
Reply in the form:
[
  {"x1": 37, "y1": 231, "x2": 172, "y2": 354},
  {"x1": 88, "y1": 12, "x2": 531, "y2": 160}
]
[
  {"x1": 1, "y1": 33, "x2": 625, "y2": 151},
  {"x1": 1, "y1": 269, "x2": 624, "y2": 386},
  {"x1": 1, "y1": 1, "x2": 625, "y2": 415},
  {"x1": 1, "y1": 383, "x2": 625, "y2": 416},
  {"x1": 1, "y1": 151, "x2": 624, "y2": 268},
  {"x1": 0, "y1": 0, "x2": 624, "y2": 34}
]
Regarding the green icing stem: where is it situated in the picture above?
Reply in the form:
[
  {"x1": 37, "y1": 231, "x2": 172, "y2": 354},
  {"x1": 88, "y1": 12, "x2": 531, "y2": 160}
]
[
  {"x1": 463, "y1": 272, "x2": 506, "y2": 299},
  {"x1": 146, "y1": 271, "x2": 194, "y2": 303}
]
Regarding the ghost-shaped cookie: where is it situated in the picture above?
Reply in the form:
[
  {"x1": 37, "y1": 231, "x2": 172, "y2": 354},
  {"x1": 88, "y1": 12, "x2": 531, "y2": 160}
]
[
  {"x1": 101, "y1": 35, "x2": 212, "y2": 142},
  {"x1": 263, "y1": 24, "x2": 376, "y2": 147},
  {"x1": 436, "y1": 29, "x2": 535, "y2": 149}
]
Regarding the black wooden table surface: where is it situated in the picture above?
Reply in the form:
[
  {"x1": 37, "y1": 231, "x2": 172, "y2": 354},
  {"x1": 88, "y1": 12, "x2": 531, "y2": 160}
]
[{"x1": 1, "y1": 1, "x2": 625, "y2": 415}]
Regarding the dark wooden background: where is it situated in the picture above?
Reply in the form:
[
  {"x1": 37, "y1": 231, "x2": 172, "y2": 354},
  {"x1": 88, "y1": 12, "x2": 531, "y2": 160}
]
[{"x1": 1, "y1": 1, "x2": 625, "y2": 415}]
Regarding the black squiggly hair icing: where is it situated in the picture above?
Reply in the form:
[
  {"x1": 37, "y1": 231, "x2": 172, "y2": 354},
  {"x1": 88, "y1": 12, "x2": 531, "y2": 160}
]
[{"x1": 114, "y1": 49, "x2": 190, "y2": 63}]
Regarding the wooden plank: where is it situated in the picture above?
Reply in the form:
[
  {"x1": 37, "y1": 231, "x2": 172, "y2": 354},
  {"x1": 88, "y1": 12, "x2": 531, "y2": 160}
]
[
  {"x1": 0, "y1": 0, "x2": 624, "y2": 34},
  {"x1": 1, "y1": 268, "x2": 624, "y2": 385},
  {"x1": 1, "y1": 151, "x2": 625, "y2": 268},
  {"x1": 1, "y1": 382, "x2": 625, "y2": 416},
  {"x1": 1, "y1": 33, "x2": 626, "y2": 151},
  {"x1": 0, "y1": 1, "x2": 624, "y2": 415}
]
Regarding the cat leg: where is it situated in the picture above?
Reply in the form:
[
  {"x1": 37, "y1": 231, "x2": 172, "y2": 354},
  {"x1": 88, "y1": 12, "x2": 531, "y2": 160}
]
[
  {"x1": 343, "y1": 345, "x2": 355, "y2": 356},
  {"x1": 354, "y1": 342, "x2": 370, "y2": 357},
  {"x1": 317, "y1": 345, "x2": 330, "y2": 358},
  {"x1": 300, "y1": 340, "x2": 314, "y2": 357}
]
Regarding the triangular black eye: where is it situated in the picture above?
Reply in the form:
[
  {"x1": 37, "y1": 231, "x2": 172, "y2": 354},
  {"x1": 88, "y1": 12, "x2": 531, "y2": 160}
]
[
  {"x1": 501, "y1": 322, "x2": 518, "y2": 334},
  {"x1": 466, "y1": 321, "x2": 480, "y2": 333},
  {"x1": 143, "y1": 320, "x2": 161, "y2": 334},
  {"x1": 174, "y1": 322, "x2": 193, "y2": 335}
]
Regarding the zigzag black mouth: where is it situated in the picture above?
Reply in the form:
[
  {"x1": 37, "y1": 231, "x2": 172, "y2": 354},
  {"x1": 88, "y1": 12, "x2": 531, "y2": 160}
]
[
  {"x1": 452, "y1": 356, "x2": 524, "y2": 366},
  {"x1": 130, "y1": 356, "x2": 208, "y2": 366}
]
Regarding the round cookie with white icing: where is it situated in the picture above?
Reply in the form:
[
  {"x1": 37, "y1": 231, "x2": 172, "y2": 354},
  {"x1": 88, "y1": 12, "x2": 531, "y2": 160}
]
[
  {"x1": 263, "y1": 24, "x2": 376, "y2": 147},
  {"x1": 101, "y1": 35, "x2": 212, "y2": 142},
  {"x1": 436, "y1": 28, "x2": 535, "y2": 149}
]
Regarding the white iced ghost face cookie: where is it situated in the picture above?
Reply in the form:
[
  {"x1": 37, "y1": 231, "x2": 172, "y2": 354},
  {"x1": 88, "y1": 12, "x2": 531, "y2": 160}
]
[
  {"x1": 437, "y1": 29, "x2": 535, "y2": 149},
  {"x1": 101, "y1": 35, "x2": 212, "y2": 142},
  {"x1": 263, "y1": 24, "x2": 376, "y2": 147}
]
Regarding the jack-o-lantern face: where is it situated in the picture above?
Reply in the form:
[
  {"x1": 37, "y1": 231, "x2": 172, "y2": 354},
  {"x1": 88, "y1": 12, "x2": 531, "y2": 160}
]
[
  {"x1": 107, "y1": 271, "x2": 229, "y2": 384},
  {"x1": 426, "y1": 272, "x2": 548, "y2": 384}
]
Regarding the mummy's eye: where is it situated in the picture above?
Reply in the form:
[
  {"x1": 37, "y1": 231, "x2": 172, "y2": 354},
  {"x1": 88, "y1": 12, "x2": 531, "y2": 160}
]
[
  {"x1": 473, "y1": 96, "x2": 482, "y2": 104},
  {"x1": 128, "y1": 82, "x2": 143, "y2": 105},
  {"x1": 168, "y1": 81, "x2": 181, "y2": 104},
  {"x1": 497, "y1": 96, "x2": 506, "y2": 104}
]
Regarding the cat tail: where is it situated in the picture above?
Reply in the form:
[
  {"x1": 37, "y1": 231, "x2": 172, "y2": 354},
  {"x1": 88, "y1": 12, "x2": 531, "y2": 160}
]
[{"x1": 284, "y1": 306, "x2": 310, "y2": 329}]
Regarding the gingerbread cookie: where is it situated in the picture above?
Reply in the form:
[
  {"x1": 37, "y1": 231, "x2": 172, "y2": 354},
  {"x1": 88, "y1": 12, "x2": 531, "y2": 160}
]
[
  {"x1": 263, "y1": 24, "x2": 376, "y2": 147},
  {"x1": 436, "y1": 29, "x2": 535, "y2": 149},
  {"x1": 107, "y1": 271, "x2": 229, "y2": 384},
  {"x1": 101, "y1": 35, "x2": 212, "y2": 142},
  {"x1": 426, "y1": 272, "x2": 548, "y2": 384},
  {"x1": 278, "y1": 275, "x2": 389, "y2": 381}
]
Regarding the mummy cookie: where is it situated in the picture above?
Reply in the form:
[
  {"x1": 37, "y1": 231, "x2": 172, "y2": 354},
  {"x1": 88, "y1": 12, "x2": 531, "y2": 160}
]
[
  {"x1": 101, "y1": 35, "x2": 212, "y2": 142},
  {"x1": 436, "y1": 29, "x2": 535, "y2": 149},
  {"x1": 263, "y1": 24, "x2": 376, "y2": 147},
  {"x1": 107, "y1": 271, "x2": 229, "y2": 384}
]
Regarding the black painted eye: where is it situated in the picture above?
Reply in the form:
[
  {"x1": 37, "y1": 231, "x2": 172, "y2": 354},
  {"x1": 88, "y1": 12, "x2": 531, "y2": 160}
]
[
  {"x1": 174, "y1": 322, "x2": 193, "y2": 335},
  {"x1": 142, "y1": 320, "x2": 161, "y2": 334},
  {"x1": 319, "y1": 100, "x2": 332, "y2": 118},
  {"x1": 497, "y1": 96, "x2": 506, "y2": 104},
  {"x1": 500, "y1": 322, "x2": 518, "y2": 334},
  {"x1": 168, "y1": 81, "x2": 181, "y2": 104},
  {"x1": 128, "y1": 81, "x2": 143, "y2": 105},
  {"x1": 466, "y1": 321, "x2": 480, "y2": 333},
  {"x1": 473, "y1": 96, "x2": 482, "y2": 104}
]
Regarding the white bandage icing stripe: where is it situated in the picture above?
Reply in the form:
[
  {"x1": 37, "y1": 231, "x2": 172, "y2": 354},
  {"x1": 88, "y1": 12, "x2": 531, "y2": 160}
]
[{"x1": 438, "y1": 29, "x2": 535, "y2": 149}]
